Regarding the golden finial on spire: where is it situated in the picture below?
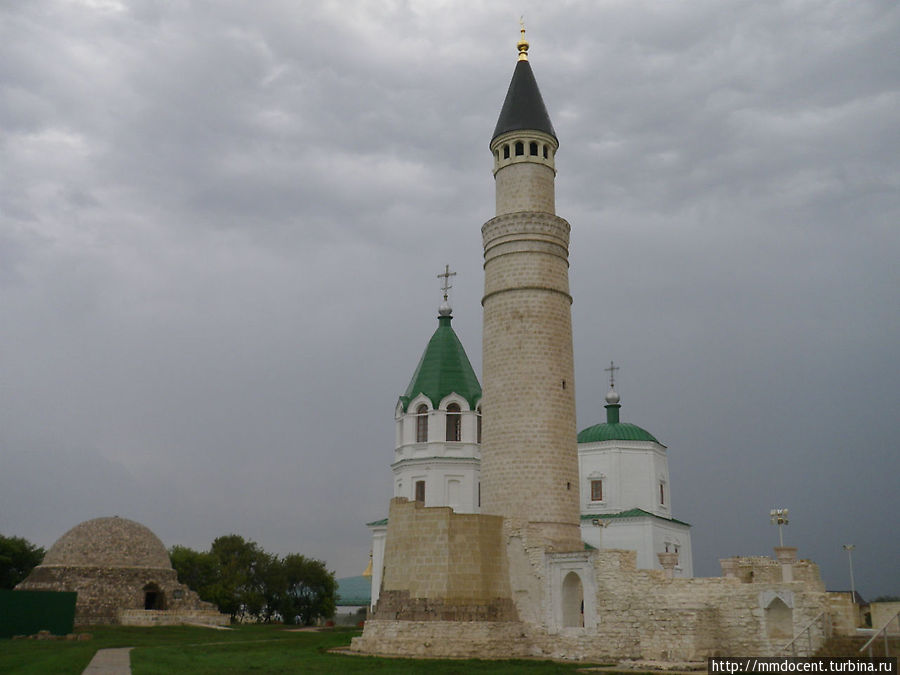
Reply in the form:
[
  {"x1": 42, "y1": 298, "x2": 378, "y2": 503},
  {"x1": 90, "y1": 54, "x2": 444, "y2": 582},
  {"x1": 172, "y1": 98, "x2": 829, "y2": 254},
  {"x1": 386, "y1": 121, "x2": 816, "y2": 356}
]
[{"x1": 517, "y1": 17, "x2": 529, "y2": 61}]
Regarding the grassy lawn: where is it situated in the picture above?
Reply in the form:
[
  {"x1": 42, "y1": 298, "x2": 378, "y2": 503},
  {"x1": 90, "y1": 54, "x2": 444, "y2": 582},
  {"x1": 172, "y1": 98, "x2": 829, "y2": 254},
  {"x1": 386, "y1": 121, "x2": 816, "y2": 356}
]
[{"x1": 0, "y1": 624, "x2": 603, "y2": 674}]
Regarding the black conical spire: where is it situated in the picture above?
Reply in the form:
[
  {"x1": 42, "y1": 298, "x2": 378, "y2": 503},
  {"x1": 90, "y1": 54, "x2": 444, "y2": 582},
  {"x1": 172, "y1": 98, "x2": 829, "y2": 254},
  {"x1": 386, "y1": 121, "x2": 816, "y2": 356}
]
[{"x1": 492, "y1": 59, "x2": 556, "y2": 142}]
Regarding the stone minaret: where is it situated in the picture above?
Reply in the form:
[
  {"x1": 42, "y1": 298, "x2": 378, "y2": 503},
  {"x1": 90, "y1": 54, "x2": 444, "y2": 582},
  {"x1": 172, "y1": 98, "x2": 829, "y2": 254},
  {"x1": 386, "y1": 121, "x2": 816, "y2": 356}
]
[{"x1": 480, "y1": 29, "x2": 581, "y2": 551}]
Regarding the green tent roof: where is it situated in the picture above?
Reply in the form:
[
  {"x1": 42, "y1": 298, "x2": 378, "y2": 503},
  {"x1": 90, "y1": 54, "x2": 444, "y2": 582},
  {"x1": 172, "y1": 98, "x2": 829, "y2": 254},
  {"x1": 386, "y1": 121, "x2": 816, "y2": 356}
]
[
  {"x1": 577, "y1": 422, "x2": 659, "y2": 444},
  {"x1": 399, "y1": 315, "x2": 482, "y2": 412}
]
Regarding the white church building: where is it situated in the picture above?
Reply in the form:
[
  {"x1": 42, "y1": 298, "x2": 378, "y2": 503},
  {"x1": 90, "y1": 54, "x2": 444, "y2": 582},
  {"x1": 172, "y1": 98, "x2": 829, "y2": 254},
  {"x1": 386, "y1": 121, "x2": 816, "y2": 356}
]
[
  {"x1": 367, "y1": 288, "x2": 693, "y2": 608},
  {"x1": 578, "y1": 379, "x2": 693, "y2": 578}
]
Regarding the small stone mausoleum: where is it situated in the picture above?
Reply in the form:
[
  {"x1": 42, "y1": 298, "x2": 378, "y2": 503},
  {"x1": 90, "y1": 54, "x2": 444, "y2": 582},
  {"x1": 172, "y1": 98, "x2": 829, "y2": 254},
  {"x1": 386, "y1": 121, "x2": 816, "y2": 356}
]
[{"x1": 16, "y1": 516, "x2": 227, "y2": 626}]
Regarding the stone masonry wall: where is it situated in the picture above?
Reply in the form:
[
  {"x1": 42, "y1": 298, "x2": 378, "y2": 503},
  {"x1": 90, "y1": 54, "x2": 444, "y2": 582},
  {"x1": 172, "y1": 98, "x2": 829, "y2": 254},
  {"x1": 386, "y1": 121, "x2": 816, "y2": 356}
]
[
  {"x1": 357, "y1": 532, "x2": 828, "y2": 661},
  {"x1": 871, "y1": 602, "x2": 900, "y2": 635},
  {"x1": 372, "y1": 498, "x2": 516, "y2": 621},
  {"x1": 494, "y1": 158, "x2": 556, "y2": 215},
  {"x1": 119, "y1": 609, "x2": 229, "y2": 627},
  {"x1": 352, "y1": 619, "x2": 534, "y2": 658},
  {"x1": 18, "y1": 565, "x2": 221, "y2": 625},
  {"x1": 575, "y1": 550, "x2": 828, "y2": 660}
]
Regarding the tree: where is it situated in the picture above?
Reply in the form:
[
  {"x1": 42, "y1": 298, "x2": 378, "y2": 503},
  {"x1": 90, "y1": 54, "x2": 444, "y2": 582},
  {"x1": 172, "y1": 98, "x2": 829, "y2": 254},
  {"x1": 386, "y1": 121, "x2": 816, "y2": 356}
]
[
  {"x1": 209, "y1": 534, "x2": 270, "y2": 622},
  {"x1": 169, "y1": 545, "x2": 219, "y2": 603},
  {"x1": 169, "y1": 534, "x2": 336, "y2": 625},
  {"x1": 278, "y1": 554, "x2": 336, "y2": 626},
  {"x1": 257, "y1": 553, "x2": 287, "y2": 624},
  {"x1": 0, "y1": 534, "x2": 45, "y2": 589}
]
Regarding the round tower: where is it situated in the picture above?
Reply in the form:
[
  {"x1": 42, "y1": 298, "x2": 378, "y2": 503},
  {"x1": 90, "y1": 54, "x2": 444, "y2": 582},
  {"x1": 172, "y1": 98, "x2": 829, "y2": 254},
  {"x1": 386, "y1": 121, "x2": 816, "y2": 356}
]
[{"x1": 480, "y1": 31, "x2": 581, "y2": 551}]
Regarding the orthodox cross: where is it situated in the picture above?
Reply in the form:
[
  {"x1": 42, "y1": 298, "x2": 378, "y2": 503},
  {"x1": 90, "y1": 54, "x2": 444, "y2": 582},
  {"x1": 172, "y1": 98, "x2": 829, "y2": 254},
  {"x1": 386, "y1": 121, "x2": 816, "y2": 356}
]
[
  {"x1": 437, "y1": 264, "x2": 456, "y2": 303},
  {"x1": 604, "y1": 360, "x2": 620, "y2": 389}
]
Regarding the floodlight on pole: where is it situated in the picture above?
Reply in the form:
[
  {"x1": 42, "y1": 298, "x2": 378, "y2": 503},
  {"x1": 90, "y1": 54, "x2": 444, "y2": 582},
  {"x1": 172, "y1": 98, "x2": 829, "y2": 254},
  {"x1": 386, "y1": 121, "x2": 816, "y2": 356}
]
[
  {"x1": 842, "y1": 544, "x2": 856, "y2": 601},
  {"x1": 770, "y1": 508, "x2": 789, "y2": 547}
]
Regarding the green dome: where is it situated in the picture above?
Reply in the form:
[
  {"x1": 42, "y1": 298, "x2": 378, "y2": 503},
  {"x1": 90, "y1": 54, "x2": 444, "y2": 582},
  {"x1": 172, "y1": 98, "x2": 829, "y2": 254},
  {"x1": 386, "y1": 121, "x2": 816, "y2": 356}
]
[
  {"x1": 399, "y1": 315, "x2": 482, "y2": 412},
  {"x1": 577, "y1": 422, "x2": 659, "y2": 444},
  {"x1": 577, "y1": 395, "x2": 661, "y2": 444}
]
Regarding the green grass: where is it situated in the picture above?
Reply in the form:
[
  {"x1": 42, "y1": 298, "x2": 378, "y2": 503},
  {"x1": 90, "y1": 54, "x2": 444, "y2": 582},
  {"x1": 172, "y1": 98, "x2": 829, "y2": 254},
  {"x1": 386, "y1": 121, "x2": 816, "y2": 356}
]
[{"x1": 0, "y1": 624, "x2": 602, "y2": 674}]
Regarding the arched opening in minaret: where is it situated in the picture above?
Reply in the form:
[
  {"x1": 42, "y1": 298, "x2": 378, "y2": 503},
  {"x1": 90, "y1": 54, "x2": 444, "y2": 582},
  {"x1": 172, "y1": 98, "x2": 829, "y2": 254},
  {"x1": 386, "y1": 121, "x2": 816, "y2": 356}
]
[
  {"x1": 446, "y1": 403, "x2": 461, "y2": 441},
  {"x1": 765, "y1": 597, "x2": 793, "y2": 639},
  {"x1": 415, "y1": 404, "x2": 428, "y2": 442},
  {"x1": 503, "y1": 144, "x2": 510, "y2": 159},
  {"x1": 543, "y1": 144, "x2": 548, "y2": 159},
  {"x1": 529, "y1": 141, "x2": 538, "y2": 156},
  {"x1": 515, "y1": 141, "x2": 524, "y2": 156},
  {"x1": 562, "y1": 572, "x2": 584, "y2": 628}
]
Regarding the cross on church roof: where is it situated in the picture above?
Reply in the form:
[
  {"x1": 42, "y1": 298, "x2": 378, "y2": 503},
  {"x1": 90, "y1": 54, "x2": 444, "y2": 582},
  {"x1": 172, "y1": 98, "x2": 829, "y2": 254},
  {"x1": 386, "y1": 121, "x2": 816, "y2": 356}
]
[
  {"x1": 604, "y1": 361, "x2": 620, "y2": 389},
  {"x1": 437, "y1": 264, "x2": 456, "y2": 303}
]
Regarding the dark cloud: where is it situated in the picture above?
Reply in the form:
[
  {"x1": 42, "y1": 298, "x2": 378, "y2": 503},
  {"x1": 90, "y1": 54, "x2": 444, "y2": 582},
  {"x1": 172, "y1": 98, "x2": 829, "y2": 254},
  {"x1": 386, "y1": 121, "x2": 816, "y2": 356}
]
[{"x1": 0, "y1": 1, "x2": 897, "y2": 596}]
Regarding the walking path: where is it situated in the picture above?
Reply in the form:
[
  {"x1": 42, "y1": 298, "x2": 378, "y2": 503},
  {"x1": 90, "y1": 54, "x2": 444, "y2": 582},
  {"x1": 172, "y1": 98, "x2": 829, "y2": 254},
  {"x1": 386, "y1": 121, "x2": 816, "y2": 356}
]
[{"x1": 81, "y1": 647, "x2": 132, "y2": 675}]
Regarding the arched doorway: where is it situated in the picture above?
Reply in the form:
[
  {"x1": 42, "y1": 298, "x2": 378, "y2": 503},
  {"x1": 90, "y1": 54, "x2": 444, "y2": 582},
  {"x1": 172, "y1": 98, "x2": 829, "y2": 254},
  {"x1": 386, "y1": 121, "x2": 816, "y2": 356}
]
[
  {"x1": 765, "y1": 597, "x2": 793, "y2": 639},
  {"x1": 562, "y1": 571, "x2": 584, "y2": 628},
  {"x1": 143, "y1": 583, "x2": 166, "y2": 610}
]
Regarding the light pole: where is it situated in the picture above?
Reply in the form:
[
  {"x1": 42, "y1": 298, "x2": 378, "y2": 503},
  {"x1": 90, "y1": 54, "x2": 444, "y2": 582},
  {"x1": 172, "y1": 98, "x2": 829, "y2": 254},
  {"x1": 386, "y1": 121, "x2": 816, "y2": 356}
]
[
  {"x1": 842, "y1": 544, "x2": 856, "y2": 600},
  {"x1": 770, "y1": 508, "x2": 789, "y2": 547}
]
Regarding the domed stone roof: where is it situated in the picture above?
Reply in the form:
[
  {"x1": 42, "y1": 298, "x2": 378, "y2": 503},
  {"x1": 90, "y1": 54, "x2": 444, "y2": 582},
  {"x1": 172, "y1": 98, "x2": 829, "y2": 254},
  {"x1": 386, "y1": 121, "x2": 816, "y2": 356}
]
[{"x1": 42, "y1": 516, "x2": 172, "y2": 569}]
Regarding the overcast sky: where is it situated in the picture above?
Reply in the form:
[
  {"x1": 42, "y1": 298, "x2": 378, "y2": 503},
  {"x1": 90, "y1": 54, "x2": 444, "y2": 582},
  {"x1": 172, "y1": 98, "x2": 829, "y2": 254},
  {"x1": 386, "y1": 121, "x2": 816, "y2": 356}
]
[{"x1": 1, "y1": 1, "x2": 897, "y2": 597}]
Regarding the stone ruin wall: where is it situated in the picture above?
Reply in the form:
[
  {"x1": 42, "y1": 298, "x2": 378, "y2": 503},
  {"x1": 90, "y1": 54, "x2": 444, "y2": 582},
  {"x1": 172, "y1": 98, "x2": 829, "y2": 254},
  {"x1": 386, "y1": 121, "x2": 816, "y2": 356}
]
[
  {"x1": 354, "y1": 507, "x2": 830, "y2": 662},
  {"x1": 870, "y1": 602, "x2": 900, "y2": 635},
  {"x1": 119, "y1": 609, "x2": 229, "y2": 627},
  {"x1": 369, "y1": 498, "x2": 517, "y2": 622},
  {"x1": 355, "y1": 620, "x2": 535, "y2": 659},
  {"x1": 530, "y1": 549, "x2": 827, "y2": 661},
  {"x1": 18, "y1": 565, "x2": 222, "y2": 626}
]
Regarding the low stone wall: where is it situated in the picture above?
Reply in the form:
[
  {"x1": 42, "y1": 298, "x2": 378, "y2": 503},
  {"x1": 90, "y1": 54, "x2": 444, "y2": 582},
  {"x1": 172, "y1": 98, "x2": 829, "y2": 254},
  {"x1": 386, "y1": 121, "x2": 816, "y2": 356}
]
[
  {"x1": 870, "y1": 602, "x2": 900, "y2": 635},
  {"x1": 374, "y1": 590, "x2": 516, "y2": 622},
  {"x1": 827, "y1": 592, "x2": 860, "y2": 634},
  {"x1": 119, "y1": 609, "x2": 230, "y2": 627},
  {"x1": 351, "y1": 619, "x2": 535, "y2": 658}
]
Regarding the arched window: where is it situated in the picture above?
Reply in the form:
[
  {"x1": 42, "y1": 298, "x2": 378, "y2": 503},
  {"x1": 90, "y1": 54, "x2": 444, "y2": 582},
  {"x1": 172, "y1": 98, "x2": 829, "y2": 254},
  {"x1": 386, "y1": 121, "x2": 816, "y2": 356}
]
[
  {"x1": 446, "y1": 403, "x2": 461, "y2": 441},
  {"x1": 543, "y1": 144, "x2": 548, "y2": 159},
  {"x1": 503, "y1": 144, "x2": 510, "y2": 159},
  {"x1": 416, "y1": 404, "x2": 428, "y2": 442},
  {"x1": 562, "y1": 572, "x2": 584, "y2": 628},
  {"x1": 515, "y1": 141, "x2": 524, "y2": 156},
  {"x1": 476, "y1": 406, "x2": 482, "y2": 444},
  {"x1": 529, "y1": 141, "x2": 538, "y2": 155}
]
